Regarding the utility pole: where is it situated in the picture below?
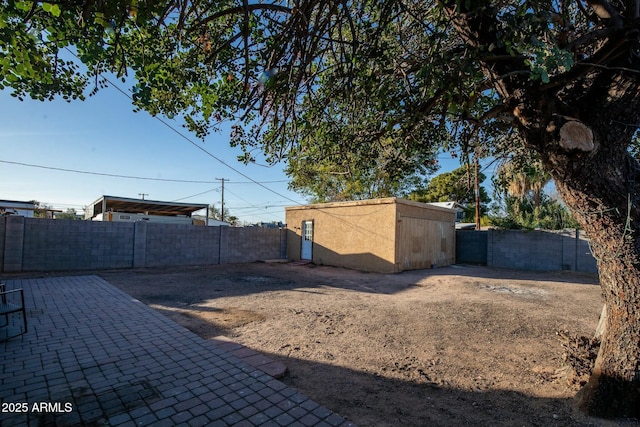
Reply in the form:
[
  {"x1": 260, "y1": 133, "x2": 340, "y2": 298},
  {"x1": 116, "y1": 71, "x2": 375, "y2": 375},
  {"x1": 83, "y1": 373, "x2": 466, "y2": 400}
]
[
  {"x1": 474, "y1": 153, "x2": 480, "y2": 231},
  {"x1": 215, "y1": 178, "x2": 228, "y2": 222},
  {"x1": 139, "y1": 193, "x2": 148, "y2": 200}
]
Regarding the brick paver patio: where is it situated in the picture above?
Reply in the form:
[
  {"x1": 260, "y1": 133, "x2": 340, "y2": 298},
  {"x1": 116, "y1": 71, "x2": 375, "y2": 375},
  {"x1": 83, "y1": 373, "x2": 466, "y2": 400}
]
[{"x1": 0, "y1": 276, "x2": 355, "y2": 426}]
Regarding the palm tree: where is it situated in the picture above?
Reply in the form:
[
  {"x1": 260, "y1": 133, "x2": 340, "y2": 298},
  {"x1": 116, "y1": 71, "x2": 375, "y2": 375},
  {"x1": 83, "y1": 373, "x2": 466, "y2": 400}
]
[{"x1": 498, "y1": 160, "x2": 551, "y2": 209}]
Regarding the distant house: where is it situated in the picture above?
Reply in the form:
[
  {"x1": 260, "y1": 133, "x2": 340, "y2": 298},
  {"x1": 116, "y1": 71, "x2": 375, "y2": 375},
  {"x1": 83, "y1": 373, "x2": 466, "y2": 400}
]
[
  {"x1": 0, "y1": 200, "x2": 36, "y2": 217},
  {"x1": 192, "y1": 215, "x2": 231, "y2": 227},
  {"x1": 285, "y1": 198, "x2": 456, "y2": 273},
  {"x1": 253, "y1": 221, "x2": 284, "y2": 229},
  {"x1": 85, "y1": 195, "x2": 209, "y2": 225},
  {"x1": 427, "y1": 201, "x2": 465, "y2": 222}
]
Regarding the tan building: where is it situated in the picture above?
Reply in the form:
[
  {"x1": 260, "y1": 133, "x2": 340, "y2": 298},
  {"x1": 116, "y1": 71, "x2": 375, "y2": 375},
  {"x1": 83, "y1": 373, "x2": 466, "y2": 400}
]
[{"x1": 285, "y1": 198, "x2": 456, "y2": 273}]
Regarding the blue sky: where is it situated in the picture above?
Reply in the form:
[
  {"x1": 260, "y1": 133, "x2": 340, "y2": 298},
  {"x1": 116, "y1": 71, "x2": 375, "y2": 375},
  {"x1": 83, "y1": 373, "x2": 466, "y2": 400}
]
[
  {"x1": 0, "y1": 84, "x2": 309, "y2": 223},
  {"x1": 1, "y1": 82, "x2": 480, "y2": 224}
]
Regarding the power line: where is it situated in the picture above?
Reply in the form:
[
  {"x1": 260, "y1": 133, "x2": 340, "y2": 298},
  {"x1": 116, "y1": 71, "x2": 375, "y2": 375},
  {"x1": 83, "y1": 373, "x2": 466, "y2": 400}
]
[
  {"x1": 223, "y1": 187, "x2": 258, "y2": 207},
  {"x1": 138, "y1": 101, "x2": 303, "y2": 205},
  {"x1": 231, "y1": 204, "x2": 291, "y2": 210},
  {"x1": 0, "y1": 159, "x2": 219, "y2": 183},
  {"x1": 37, "y1": 44, "x2": 304, "y2": 206},
  {"x1": 0, "y1": 159, "x2": 291, "y2": 186},
  {"x1": 171, "y1": 187, "x2": 220, "y2": 202},
  {"x1": 227, "y1": 180, "x2": 288, "y2": 184},
  {"x1": 78, "y1": 57, "x2": 303, "y2": 205}
]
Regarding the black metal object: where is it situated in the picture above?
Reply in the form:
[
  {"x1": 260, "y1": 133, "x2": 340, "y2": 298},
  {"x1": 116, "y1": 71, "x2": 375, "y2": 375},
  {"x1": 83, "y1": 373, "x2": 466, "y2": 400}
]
[{"x1": 0, "y1": 283, "x2": 27, "y2": 341}]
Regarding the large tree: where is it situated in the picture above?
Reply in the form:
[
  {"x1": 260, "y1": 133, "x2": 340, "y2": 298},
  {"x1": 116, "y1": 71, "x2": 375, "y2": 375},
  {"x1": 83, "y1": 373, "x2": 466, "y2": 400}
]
[
  {"x1": 286, "y1": 136, "x2": 438, "y2": 202},
  {"x1": 3, "y1": 0, "x2": 640, "y2": 417},
  {"x1": 409, "y1": 165, "x2": 491, "y2": 222}
]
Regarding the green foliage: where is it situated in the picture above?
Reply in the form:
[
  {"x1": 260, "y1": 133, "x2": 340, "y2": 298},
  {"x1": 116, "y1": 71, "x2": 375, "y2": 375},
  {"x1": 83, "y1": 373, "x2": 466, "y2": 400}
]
[
  {"x1": 490, "y1": 154, "x2": 578, "y2": 229},
  {"x1": 209, "y1": 204, "x2": 238, "y2": 226},
  {"x1": 6, "y1": 1, "x2": 640, "y2": 415},
  {"x1": 285, "y1": 127, "x2": 439, "y2": 201},
  {"x1": 56, "y1": 208, "x2": 80, "y2": 220},
  {"x1": 28, "y1": 200, "x2": 52, "y2": 218},
  {"x1": 409, "y1": 166, "x2": 491, "y2": 221},
  {"x1": 490, "y1": 194, "x2": 579, "y2": 230},
  {"x1": 494, "y1": 157, "x2": 550, "y2": 208},
  {"x1": 0, "y1": 1, "x2": 636, "y2": 219}
]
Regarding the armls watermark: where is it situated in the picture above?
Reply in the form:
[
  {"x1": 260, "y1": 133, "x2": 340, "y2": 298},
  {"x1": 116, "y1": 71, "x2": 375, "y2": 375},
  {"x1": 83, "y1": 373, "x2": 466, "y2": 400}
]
[{"x1": 2, "y1": 402, "x2": 74, "y2": 413}]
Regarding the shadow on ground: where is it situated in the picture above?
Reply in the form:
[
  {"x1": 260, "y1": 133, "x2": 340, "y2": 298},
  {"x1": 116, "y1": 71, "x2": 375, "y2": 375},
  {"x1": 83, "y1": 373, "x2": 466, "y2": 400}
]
[
  {"x1": 262, "y1": 347, "x2": 636, "y2": 427},
  {"x1": 92, "y1": 262, "x2": 631, "y2": 427}
]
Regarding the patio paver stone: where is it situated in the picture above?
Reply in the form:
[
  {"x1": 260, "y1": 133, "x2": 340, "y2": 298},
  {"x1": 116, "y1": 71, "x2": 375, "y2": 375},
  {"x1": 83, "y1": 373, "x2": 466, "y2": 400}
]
[{"x1": 1, "y1": 275, "x2": 355, "y2": 426}]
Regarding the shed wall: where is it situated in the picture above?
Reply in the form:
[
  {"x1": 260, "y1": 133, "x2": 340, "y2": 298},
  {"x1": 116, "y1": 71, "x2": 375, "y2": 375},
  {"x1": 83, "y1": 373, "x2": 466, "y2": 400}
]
[
  {"x1": 286, "y1": 199, "x2": 456, "y2": 273},
  {"x1": 286, "y1": 202, "x2": 398, "y2": 273},
  {"x1": 396, "y1": 202, "x2": 456, "y2": 270}
]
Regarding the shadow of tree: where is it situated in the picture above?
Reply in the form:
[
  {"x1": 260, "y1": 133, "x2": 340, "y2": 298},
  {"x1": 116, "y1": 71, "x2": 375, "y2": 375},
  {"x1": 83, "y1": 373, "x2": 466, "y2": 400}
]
[
  {"x1": 96, "y1": 262, "x2": 633, "y2": 426},
  {"x1": 258, "y1": 347, "x2": 638, "y2": 427}
]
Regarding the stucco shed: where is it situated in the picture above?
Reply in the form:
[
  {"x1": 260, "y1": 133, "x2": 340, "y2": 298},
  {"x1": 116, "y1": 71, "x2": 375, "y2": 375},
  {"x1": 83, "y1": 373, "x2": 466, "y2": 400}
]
[{"x1": 285, "y1": 198, "x2": 456, "y2": 273}]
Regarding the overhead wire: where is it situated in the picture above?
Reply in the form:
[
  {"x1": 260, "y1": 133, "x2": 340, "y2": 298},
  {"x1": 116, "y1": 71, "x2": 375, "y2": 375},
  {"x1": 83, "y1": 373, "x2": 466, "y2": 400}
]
[
  {"x1": 171, "y1": 187, "x2": 220, "y2": 202},
  {"x1": 0, "y1": 159, "x2": 219, "y2": 183},
  {"x1": 95, "y1": 73, "x2": 303, "y2": 205},
  {"x1": 0, "y1": 159, "x2": 291, "y2": 185},
  {"x1": 54, "y1": 45, "x2": 305, "y2": 208}
]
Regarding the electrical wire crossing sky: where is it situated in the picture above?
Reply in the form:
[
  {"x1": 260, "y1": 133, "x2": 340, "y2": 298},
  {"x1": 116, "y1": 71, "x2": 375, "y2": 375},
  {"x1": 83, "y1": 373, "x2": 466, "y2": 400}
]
[
  {"x1": 1, "y1": 72, "x2": 484, "y2": 223},
  {"x1": 0, "y1": 83, "x2": 306, "y2": 224}
]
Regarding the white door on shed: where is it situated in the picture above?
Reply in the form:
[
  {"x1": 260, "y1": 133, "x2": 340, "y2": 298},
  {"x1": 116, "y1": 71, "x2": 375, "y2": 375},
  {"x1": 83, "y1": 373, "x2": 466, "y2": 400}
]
[{"x1": 301, "y1": 220, "x2": 313, "y2": 260}]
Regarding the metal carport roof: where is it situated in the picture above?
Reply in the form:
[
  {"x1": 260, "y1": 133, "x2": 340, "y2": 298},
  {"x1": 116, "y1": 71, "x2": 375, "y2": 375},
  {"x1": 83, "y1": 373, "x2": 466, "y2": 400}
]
[{"x1": 86, "y1": 195, "x2": 208, "y2": 218}]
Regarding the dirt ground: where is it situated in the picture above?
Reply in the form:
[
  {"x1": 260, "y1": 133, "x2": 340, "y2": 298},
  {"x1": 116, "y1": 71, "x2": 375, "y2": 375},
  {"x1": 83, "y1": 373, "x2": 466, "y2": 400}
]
[{"x1": 97, "y1": 262, "x2": 637, "y2": 427}]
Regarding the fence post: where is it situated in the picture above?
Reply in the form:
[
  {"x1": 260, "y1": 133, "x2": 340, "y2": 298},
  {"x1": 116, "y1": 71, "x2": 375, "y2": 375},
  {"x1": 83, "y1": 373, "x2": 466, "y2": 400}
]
[
  {"x1": 0, "y1": 217, "x2": 5, "y2": 272},
  {"x1": 3, "y1": 216, "x2": 25, "y2": 272},
  {"x1": 133, "y1": 221, "x2": 147, "y2": 268},
  {"x1": 218, "y1": 225, "x2": 223, "y2": 264},
  {"x1": 575, "y1": 228, "x2": 579, "y2": 271}
]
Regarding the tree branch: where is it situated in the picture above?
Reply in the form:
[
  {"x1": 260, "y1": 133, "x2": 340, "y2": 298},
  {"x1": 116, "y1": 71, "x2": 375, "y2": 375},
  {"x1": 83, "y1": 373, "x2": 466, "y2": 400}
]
[
  {"x1": 625, "y1": 0, "x2": 640, "y2": 21},
  {"x1": 441, "y1": 1, "x2": 528, "y2": 99},
  {"x1": 540, "y1": 32, "x2": 630, "y2": 91},
  {"x1": 586, "y1": 0, "x2": 624, "y2": 27},
  {"x1": 193, "y1": 4, "x2": 291, "y2": 29}
]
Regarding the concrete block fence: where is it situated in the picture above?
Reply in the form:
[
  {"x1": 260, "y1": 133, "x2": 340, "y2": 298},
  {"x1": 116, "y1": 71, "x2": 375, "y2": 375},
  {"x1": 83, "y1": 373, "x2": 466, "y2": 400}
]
[
  {"x1": 1, "y1": 217, "x2": 287, "y2": 273},
  {"x1": 487, "y1": 229, "x2": 598, "y2": 273},
  {"x1": 457, "y1": 228, "x2": 598, "y2": 274},
  {"x1": 2, "y1": 217, "x2": 597, "y2": 274}
]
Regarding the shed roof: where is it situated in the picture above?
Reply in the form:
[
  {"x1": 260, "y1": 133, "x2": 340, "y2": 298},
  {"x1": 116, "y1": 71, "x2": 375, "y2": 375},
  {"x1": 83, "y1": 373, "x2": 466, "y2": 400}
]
[
  {"x1": 88, "y1": 195, "x2": 208, "y2": 217},
  {"x1": 285, "y1": 197, "x2": 457, "y2": 213}
]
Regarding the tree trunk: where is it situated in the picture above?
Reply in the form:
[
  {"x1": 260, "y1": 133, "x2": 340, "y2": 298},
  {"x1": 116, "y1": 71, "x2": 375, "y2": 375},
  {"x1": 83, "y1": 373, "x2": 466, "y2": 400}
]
[
  {"x1": 594, "y1": 304, "x2": 606, "y2": 340},
  {"x1": 548, "y1": 148, "x2": 640, "y2": 418},
  {"x1": 443, "y1": 0, "x2": 640, "y2": 417}
]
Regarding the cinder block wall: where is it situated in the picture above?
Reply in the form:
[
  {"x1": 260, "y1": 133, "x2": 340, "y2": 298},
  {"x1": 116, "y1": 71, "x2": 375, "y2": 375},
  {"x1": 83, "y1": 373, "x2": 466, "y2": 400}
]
[
  {"x1": 0, "y1": 217, "x2": 598, "y2": 274},
  {"x1": 486, "y1": 229, "x2": 598, "y2": 273},
  {"x1": 143, "y1": 222, "x2": 221, "y2": 267},
  {"x1": 455, "y1": 230, "x2": 488, "y2": 265},
  {"x1": 22, "y1": 219, "x2": 135, "y2": 271},
  {"x1": 221, "y1": 226, "x2": 287, "y2": 264},
  {"x1": 1, "y1": 217, "x2": 287, "y2": 273}
]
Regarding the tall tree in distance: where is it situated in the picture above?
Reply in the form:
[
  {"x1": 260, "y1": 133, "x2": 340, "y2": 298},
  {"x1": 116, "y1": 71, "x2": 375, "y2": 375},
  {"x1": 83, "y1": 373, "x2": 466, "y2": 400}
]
[
  {"x1": 409, "y1": 165, "x2": 491, "y2": 222},
  {"x1": 286, "y1": 135, "x2": 439, "y2": 202},
  {"x1": 4, "y1": 0, "x2": 640, "y2": 416},
  {"x1": 209, "y1": 204, "x2": 238, "y2": 226},
  {"x1": 497, "y1": 159, "x2": 552, "y2": 210}
]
